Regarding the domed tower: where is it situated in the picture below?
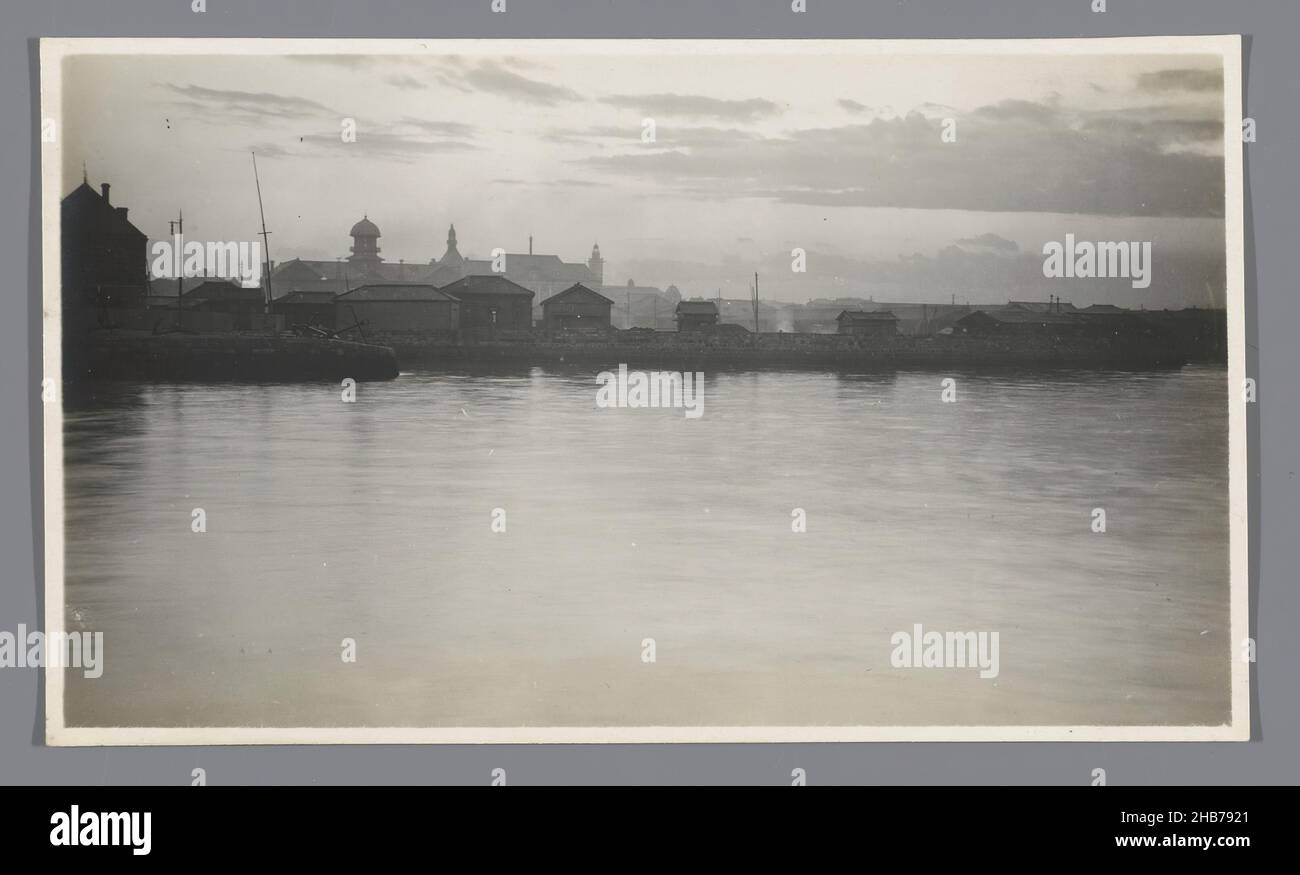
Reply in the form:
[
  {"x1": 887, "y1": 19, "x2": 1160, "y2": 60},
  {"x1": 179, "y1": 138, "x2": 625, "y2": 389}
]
[
  {"x1": 347, "y1": 215, "x2": 382, "y2": 267},
  {"x1": 438, "y1": 224, "x2": 465, "y2": 269},
  {"x1": 587, "y1": 243, "x2": 604, "y2": 285}
]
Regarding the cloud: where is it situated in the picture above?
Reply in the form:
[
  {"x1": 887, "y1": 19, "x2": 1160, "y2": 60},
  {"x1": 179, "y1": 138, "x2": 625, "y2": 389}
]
[
  {"x1": 384, "y1": 74, "x2": 427, "y2": 90},
  {"x1": 160, "y1": 83, "x2": 334, "y2": 122},
  {"x1": 398, "y1": 117, "x2": 478, "y2": 139},
  {"x1": 581, "y1": 99, "x2": 1227, "y2": 218},
  {"x1": 599, "y1": 93, "x2": 782, "y2": 121},
  {"x1": 460, "y1": 61, "x2": 582, "y2": 105},
  {"x1": 839, "y1": 99, "x2": 871, "y2": 114},
  {"x1": 1137, "y1": 68, "x2": 1223, "y2": 93},
  {"x1": 245, "y1": 142, "x2": 292, "y2": 159},
  {"x1": 954, "y1": 233, "x2": 1019, "y2": 255},
  {"x1": 298, "y1": 129, "x2": 476, "y2": 161},
  {"x1": 285, "y1": 55, "x2": 376, "y2": 71}
]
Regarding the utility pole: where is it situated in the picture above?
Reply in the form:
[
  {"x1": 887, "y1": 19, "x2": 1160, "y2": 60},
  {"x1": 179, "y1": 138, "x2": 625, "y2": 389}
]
[
  {"x1": 753, "y1": 272, "x2": 760, "y2": 333},
  {"x1": 169, "y1": 210, "x2": 183, "y2": 327}
]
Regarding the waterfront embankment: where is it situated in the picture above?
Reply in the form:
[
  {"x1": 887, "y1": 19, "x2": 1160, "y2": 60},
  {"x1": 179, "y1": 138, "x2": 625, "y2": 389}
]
[
  {"x1": 364, "y1": 331, "x2": 1193, "y2": 371},
  {"x1": 69, "y1": 330, "x2": 399, "y2": 384}
]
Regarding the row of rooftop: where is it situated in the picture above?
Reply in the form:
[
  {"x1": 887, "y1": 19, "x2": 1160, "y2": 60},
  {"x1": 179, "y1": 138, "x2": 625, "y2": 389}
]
[{"x1": 61, "y1": 177, "x2": 1222, "y2": 342}]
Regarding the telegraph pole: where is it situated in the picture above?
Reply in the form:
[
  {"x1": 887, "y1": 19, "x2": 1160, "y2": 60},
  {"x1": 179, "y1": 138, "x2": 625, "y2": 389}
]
[{"x1": 169, "y1": 211, "x2": 183, "y2": 325}]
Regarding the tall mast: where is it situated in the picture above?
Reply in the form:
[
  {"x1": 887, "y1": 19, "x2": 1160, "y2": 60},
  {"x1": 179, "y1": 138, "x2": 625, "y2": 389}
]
[{"x1": 252, "y1": 152, "x2": 274, "y2": 315}]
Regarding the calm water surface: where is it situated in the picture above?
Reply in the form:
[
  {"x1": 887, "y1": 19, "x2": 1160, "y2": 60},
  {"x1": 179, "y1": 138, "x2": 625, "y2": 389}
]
[{"x1": 63, "y1": 365, "x2": 1230, "y2": 727}]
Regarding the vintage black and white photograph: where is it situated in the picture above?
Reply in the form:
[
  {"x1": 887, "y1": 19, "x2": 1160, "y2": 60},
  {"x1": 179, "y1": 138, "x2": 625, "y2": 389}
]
[{"x1": 40, "y1": 37, "x2": 1247, "y2": 743}]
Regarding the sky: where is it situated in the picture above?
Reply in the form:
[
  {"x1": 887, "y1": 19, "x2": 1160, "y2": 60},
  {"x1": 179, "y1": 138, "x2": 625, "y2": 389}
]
[{"x1": 58, "y1": 45, "x2": 1230, "y2": 307}]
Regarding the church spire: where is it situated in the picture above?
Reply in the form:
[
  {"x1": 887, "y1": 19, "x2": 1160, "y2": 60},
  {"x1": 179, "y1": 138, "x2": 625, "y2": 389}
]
[{"x1": 438, "y1": 223, "x2": 464, "y2": 268}]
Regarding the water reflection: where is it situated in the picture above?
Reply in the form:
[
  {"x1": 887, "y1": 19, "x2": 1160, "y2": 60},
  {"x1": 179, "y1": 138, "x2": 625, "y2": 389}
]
[{"x1": 62, "y1": 365, "x2": 1231, "y2": 728}]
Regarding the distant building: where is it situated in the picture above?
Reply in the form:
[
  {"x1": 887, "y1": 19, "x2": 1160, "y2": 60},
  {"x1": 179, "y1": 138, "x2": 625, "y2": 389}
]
[
  {"x1": 836, "y1": 310, "x2": 899, "y2": 337},
  {"x1": 182, "y1": 280, "x2": 265, "y2": 328},
  {"x1": 346, "y1": 216, "x2": 383, "y2": 268},
  {"x1": 541, "y1": 283, "x2": 614, "y2": 333},
  {"x1": 272, "y1": 218, "x2": 604, "y2": 317},
  {"x1": 605, "y1": 280, "x2": 677, "y2": 330},
  {"x1": 271, "y1": 217, "x2": 461, "y2": 296},
  {"x1": 61, "y1": 178, "x2": 149, "y2": 312},
  {"x1": 335, "y1": 284, "x2": 460, "y2": 334},
  {"x1": 675, "y1": 300, "x2": 720, "y2": 332},
  {"x1": 272, "y1": 290, "x2": 338, "y2": 330},
  {"x1": 954, "y1": 309, "x2": 1081, "y2": 336},
  {"x1": 437, "y1": 226, "x2": 603, "y2": 303},
  {"x1": 1006, "y1": 299, "x2": 1078, "y2": 314},
  {"x1": 439, "y1": 274, "x2": 535, "y2": 335}
]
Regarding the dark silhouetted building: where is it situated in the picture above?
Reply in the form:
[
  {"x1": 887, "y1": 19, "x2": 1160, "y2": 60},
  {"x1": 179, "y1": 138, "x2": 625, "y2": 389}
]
[
  {"x1": 675, "y1": 300, "x2": 720, "y2": 332},
  {"x1": 61, "y1": 178, "x2": 149, "y2": 312},
  {"x1": 836, "y1": 310, "x2": 899, "y2": 337},
  {"x1": 183, "y1": 280, "x2": 265, "y2": 329},
  {"x1": 439, "y1": 274, "x2": 535, "y2": 335},
  {"x1": 335, "y1": 283, "x2": 461, "y2": 334},
  {"x1": 272, "y1": 290, "x2": 339, "y2": 330},
  {"x1": 541, "y1": 283, "x2": 614, "y2": 333},
  {"x1": 955, "y1": 309, "x2": 1082, "y2": 336}
]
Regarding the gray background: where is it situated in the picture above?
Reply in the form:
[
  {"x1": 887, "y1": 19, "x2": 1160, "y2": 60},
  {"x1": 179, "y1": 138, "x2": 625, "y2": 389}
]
[{"x1": 1, "y1": 0, "x2": 1289, "y2": 785}]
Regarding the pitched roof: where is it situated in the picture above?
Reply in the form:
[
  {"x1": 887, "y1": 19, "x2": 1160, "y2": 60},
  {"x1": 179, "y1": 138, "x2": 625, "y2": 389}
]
[
  {"x1": 61, "y1": 181, "x2": 146, "y2": 240},
  {"x1": 273, "y1": 290, "x2": 337, "y2": 304},
  {"x1": 1006, "y1": 300, "x2": 1078, "y2": 313},
  {"x1": 676, "y1": 301, "x2": 719, "y2": 315},
  {"x1": 270, "y1": 258, "x2": 460, "y2": 293},
  {"x1": 439, "y1": 274, "x2": 536, "y2": 298},
  {"x1": 336, "y1": 283, "x2": 460, "y2": 303},
  {"x1": 959, "y1": 308, "x2": 1078, "y2": 325},
  {"x1": 462, "y1": 253, "x2": 595, "y2": 284},
  {"x1": 543, "y1": 283, "x2": 615, "y2": 306}
]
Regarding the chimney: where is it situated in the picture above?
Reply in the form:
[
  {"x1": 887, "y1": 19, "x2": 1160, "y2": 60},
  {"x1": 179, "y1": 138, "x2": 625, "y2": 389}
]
[
  {"x1": 100, "y1": 183, "x2": 110, "y2": 204},
  {"x1": 116, "y1": 207, "x2": 129, "y2": 220},
  {"x1": 528, "y1": 235, "x2": 533, "y2": 255}
]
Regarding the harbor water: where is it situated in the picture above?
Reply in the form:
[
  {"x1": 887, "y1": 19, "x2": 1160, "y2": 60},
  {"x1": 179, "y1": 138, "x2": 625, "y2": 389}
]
[{"x1": 61, "y1": 365, "x2": 1231, "y2": 728}]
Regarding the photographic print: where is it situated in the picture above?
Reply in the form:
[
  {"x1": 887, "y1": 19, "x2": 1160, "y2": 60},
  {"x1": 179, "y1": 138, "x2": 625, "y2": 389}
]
[{"x1": 39, "y1": 37, "x2": 1247, "y2": 744}]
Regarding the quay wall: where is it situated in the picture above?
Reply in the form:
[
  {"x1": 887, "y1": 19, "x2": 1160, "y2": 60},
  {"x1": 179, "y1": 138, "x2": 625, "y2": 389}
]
[
  {"x1": 379, "y1": 331, "x2": 1192, "y2": 371},
  {"x1": 71, "y1": 331, "x2": 398, "y2": 383}
]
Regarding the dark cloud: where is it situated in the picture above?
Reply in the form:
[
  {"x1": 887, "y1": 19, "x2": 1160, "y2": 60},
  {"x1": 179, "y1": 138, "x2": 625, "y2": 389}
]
[
  {"x1": 461, "y1": 61, "x2": 582, "y2": 105},
  {"x1": 599, "y1": 93, "x2": 782, "y2": 121},
  {"x1": 298, "y1": 129, "x2": 476, "y2": 161},
  {"x1": 249, "y1": 143, "x2": 291, "y2": 158},
  {"x1": 581, "y1": 99, "x2": 1226, "y2": 217},
  {"x1": 1137, "y1": 68, "x2": 1223, "y2": 93},
  {"x1": 160, "y1": 83, "x2": 334, "y2": 121}
]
